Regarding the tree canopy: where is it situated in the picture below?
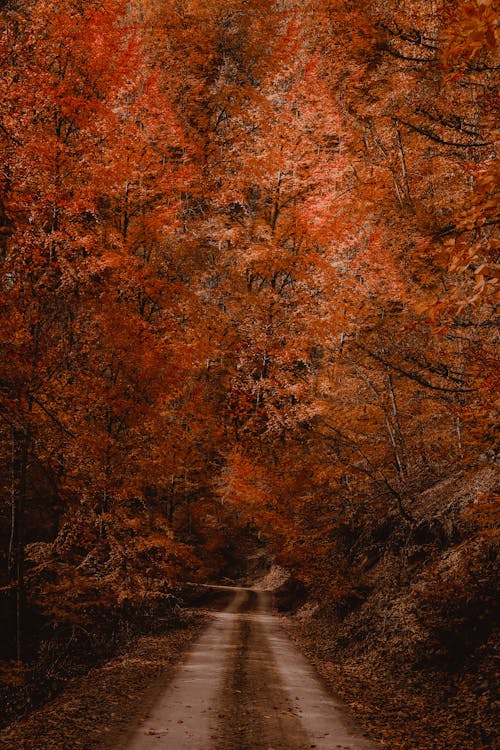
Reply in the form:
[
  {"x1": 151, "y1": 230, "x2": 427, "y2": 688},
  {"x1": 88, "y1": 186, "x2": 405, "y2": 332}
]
[{"x1": 0, "y1": 0, "x2": 498, "y2": 666}]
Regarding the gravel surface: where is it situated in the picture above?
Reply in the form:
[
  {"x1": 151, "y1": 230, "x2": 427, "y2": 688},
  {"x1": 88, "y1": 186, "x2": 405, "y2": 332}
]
[{"x1": 126, "y1": 587, "x2": 376, "y2": 750}]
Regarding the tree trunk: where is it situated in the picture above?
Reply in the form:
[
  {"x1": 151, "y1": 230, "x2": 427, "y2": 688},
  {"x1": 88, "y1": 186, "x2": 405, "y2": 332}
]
[
  {"x1": 8, "y1": 426, "x2": 29, "y2": 663},
  {"x1": 386, "y1": 372, "x2": 411, "y2": 476}
]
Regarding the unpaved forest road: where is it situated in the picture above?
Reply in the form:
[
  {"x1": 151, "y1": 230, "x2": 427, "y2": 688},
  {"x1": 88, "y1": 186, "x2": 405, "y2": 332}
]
[{"x1": 126, "y1": 587, "x2": 376, "y2": 750}]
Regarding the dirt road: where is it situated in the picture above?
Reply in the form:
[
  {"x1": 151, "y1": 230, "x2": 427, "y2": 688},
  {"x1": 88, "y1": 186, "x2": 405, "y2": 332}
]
[{"x1": 126, "y1": 587, "x2": 376, "y2": 750}]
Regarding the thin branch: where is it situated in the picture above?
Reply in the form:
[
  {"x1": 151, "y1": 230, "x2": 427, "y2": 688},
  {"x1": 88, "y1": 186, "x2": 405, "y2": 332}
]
[
  {"x1": 29, "y1": 395, "x2": 75, "y2": 437},
  {"x1": 351, "y1": 341, "x2": 475, "y2": 394},
  {"x1": 395, "y1": 117, "x2": 491, "y2": 148},
  {"x1": 381, "y1": 45, "x2": 436, "y2": 63}
]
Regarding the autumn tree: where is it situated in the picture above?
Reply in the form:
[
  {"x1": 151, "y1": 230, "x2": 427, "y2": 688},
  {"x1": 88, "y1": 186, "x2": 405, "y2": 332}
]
[
  {"x1": 0, "y1": 0, "x2": 497, "y2": 683},
  {"x1": 0, "y1": 0, "x2": 226, "y2": 658}
]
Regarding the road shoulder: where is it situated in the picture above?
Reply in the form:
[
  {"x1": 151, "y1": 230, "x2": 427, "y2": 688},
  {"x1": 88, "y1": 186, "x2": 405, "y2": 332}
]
[{"x1": 0, "y1": 613, "x2": 206, "y2": 750}]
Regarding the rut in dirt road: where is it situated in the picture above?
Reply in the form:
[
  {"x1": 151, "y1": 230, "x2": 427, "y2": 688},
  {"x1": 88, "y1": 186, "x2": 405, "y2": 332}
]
[
  {"x1": 126, "y1": 588, "x2": 377, "y2": 750},
  {"x1": 216, "y1": 592, "x2": 310, "y2": 750}
]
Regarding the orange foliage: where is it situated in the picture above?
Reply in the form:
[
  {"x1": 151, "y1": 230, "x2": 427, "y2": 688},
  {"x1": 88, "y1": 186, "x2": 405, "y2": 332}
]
[{"x1": 0, "y1": 0, "x2": 497, "y2": 659}]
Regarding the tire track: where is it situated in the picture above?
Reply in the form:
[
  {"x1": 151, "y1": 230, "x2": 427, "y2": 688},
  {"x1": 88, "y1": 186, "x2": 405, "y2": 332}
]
[
  {"x1": 125, "y1": 586, "x2": 377, "y2": 750},
  {"x1": 215, "y1": 591, "x2": 310, "y2": 750}
]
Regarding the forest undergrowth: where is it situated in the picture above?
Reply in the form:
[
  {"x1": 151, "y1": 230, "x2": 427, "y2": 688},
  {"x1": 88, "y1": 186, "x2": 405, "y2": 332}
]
[{"x1": 280, "y1": 465, "x2": 498, "y2": 749}]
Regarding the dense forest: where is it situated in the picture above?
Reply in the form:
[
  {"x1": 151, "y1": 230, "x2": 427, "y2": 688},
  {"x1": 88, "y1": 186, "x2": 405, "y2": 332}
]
[{"x1": 0, "y1": 0, "x2": 498, "y2": 747}]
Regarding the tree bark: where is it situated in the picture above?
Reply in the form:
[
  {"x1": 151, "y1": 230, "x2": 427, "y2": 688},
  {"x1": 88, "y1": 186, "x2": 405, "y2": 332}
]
[{"x1": 8, "y1": 426, "x2": 29, "y2": 663}]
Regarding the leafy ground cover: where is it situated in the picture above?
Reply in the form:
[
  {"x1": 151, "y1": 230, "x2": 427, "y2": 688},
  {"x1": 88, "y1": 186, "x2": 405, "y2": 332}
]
[{"x1": 0, "y1": 612, "x2": 206, "y2": 750}]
